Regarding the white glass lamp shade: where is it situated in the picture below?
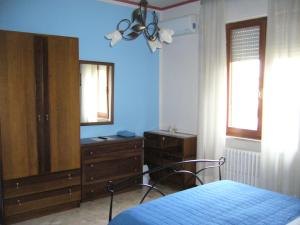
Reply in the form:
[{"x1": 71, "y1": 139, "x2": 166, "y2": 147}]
[
  {"x1": 159, "y1": 28, "x2": 174, "y2": 44},
  {"x1": 105, "y1": 30, "x2": 122, "y2": 47},
  {"x1": 148, "y1": 39, "x2": 162, "y2": 53}
]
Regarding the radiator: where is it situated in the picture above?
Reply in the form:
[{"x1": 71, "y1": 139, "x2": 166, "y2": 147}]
[{"x1": 223, "y1": 148, "x2": 260, "y2": 186}]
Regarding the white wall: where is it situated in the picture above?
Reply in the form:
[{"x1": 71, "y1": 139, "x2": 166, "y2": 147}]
[
  {"x1": 159, "y1": 0, "x2": 267, "y2": 140},
  {"x1": 159, "y1": 2, "x2": 200, "y2": 134},
  {"x1": 225, "y1": 0, "x2": 267, "y2": 23}
]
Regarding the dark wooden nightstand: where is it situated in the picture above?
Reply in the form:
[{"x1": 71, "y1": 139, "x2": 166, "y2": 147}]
[{"x1": 144, "y1": 130, "x2": 197, "y2": 188}]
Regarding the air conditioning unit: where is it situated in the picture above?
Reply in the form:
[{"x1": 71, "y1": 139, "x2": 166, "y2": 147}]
[{"x1": 159, "y1": 15, "x2": 198, "y2": 37}]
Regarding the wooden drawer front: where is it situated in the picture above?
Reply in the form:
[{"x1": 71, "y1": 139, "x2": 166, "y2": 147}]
[
  {"x1": 4, "y1": 186, "x2": 81, "y2": 216},
  {"x1": 83, "y1": 177, "x2": 140, "y2": 200},
  {"x1": 84, "y1": 149, "x2": 142, "y2": 164},
  {"x1": 83, "y1": 140, "x2": 143, "y2": 160},
  {"x1": 144, "y1": 133, "x2": 179, "y2": 149},
  {"x1": 84, "y1": 155, "x2": 142, "y2": 183},
  {"x1": 83, "y1": 182, "x2": 112, "y2": 199},
  {"x1": 4, "y1": 169, "x2": 81, "y2": 199},
  {"x1": 144, "y1": 149, "x2": 161, "y2": 165}
]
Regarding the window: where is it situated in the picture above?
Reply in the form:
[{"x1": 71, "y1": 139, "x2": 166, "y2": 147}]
[
  {"x1": 80, "y1": 61, "x2": 114, "y2": 125},
  {"x1": 226, "y1": 17, "x2": 267, "y2": 139}
]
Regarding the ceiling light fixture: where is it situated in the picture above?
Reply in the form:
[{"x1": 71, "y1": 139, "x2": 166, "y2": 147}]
[{"x1": 105, "y1": 0, "x2": 174, "y2": 52}]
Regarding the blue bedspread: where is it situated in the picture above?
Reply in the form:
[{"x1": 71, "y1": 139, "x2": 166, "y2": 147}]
[{"x1": 109, "y1": 180, "x2": 300, "y2": 225}]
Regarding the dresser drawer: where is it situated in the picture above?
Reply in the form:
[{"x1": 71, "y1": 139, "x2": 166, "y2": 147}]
[
  {"x1": 84, "y1": 155, "x2": 142, "y2": 183},
  {"x1": 4, "y1": 169, "x2": 81, "y2": 199},
  {"x1": 84, "y1": 149, "x2": 142, "y2": 164},
  {"x1": 144, "y1": 148, "x2": 161, "y2": 165},
  {"x1": 83, "y1": 177, "x2": 141, "y2": 200},
  {"x1": 83, "y1": 140, "x2": 143, "y2": 160},
  {"x1": 144, "y1": 133, "x2": 179, "y2": 149},
  {"x1": 4, "y1": 186, "x2": 81, "y2": 216}
]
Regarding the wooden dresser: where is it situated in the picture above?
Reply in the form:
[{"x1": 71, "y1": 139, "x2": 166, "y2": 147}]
[
  {"x1": 3, "y1": 170, "x2": 81, "y2": 224},
  {"x1": 0, "y1": 30, "x2": 81, "y2": 224},
  {"x1": 81, "y1": 136, "x2": 143, "y2": 201},
  {"x1": 144, "y1": 130, "x2": 197, "y2": 188}
]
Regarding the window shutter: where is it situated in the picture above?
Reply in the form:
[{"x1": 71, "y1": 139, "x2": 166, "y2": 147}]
[{"x1": 231, "y1": 26, "x2": 260, "y2": 62}]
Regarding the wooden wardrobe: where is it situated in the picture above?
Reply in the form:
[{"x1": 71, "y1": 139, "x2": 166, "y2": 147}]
[{"x1": 0, "y1": 30, "x2": 81, "y2": 224}]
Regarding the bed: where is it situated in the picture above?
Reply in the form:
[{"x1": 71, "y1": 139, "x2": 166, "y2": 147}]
[{"x1": 107, "y1": 158, "x2": 300, "y2": 225}]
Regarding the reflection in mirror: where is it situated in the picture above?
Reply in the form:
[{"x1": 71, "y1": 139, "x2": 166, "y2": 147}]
[{"x1": 80, "y1": 61, "x2": 114, "y2": 125}]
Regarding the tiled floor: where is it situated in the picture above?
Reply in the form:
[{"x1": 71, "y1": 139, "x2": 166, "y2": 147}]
[{"x1": 15, "y1": 186, "x2": 177, "y2": 225}]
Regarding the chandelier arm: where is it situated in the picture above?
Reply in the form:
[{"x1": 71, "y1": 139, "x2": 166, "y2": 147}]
[
  {"x1": 143, "y1": 30, "x2": 157, "y2": 41},
  {"x1": 123, "y1": 32, "x2": 142, "y2": 41},
  {"x1": 117, "y1": 19, "x2": 142, "y2": 40},
  {"x1": 117, "y1": 19, "x2": 132, "y2": 34},
  {"x1": 144, "y1": 22, "x2": 159, "y2": 41},
  {"x1": 153, "y1": 11, "x2": 159, "y2": 25}
]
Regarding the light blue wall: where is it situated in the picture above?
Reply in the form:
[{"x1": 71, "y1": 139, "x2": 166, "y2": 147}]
[{"x1": 0, "y1": 0, "x2": 159, "y2": 138}]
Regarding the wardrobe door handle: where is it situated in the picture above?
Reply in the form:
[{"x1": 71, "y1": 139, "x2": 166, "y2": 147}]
[
  {"x1": 45, "y1": 114, "x2": 49, "y2": 121},
  {"x1": 16, "y1": 182, "x2": 20, "y2": 189}
]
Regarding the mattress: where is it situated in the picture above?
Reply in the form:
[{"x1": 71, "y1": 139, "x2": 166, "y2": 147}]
[{"x1": 109, "y1": 180, "x2": 300, "y2": 225}]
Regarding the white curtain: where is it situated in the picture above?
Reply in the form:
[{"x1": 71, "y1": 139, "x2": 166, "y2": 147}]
[
  {"x1": 260, "y1": 0, "x2": 300, "y2": 197},
  {"x1": 80, "y1": 64, "x2": 99, "y2": 122},
  {"x1": 198, "y1": 0, "x2": 227, "y2": 182}
]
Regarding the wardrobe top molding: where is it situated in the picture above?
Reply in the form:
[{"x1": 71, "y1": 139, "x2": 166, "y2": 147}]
[{"x1": 0, "y1": 29, "x2": 78, "y2": 40}]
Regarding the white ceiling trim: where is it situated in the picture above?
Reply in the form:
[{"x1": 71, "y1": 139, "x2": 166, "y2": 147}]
[{"x1": 97, "y1": 0, "x2": 200, "y2": 11}]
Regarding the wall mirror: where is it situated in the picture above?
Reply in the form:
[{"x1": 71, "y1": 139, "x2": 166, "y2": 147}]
[{"x1": 80, "y1": 60, "x2": 114, "y2": 125}]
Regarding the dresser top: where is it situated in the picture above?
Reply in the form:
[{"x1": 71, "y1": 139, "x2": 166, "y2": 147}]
[
  {"x1": 80, "y1": 135, "x2": 143, "y2": 146},
  {"x1": 145, "y1": 130, "x2": 197, "y2": 139}
]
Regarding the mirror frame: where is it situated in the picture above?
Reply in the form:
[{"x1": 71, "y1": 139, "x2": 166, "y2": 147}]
[{"x1": 80, "y1": 60, "x2": 114, "y2": 126}]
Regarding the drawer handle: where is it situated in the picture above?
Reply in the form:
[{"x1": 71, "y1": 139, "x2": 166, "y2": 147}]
[
  {"x1": 67, "y1": 174, "x2": 72, "y2": 180},
  {"x1": 90, "y1": 164, "x2": 94, "y2": 168},
  {"x1": 17, "y1": 200, "x2": 22, "y2": 206},
  {"x1": 68, "y1": 189, "x2": 72, "y2": 199},
  {"x1": 90, "y1": 177, "x2": 94, "y2": 181},
  {"x1": 134, "y1": 145, "x2": 137, "y2": 149},
  {"x1": 90, "y1": 189, "x2": 94, "y2": 193},
  {"x1": 162, "y1": 136, "x2": 166, "y2": 143},
  {"x1": 90, "y1": 151, "x2": 94, "y2": 155},
  {"x1": 16, "y1": 182, "x2": 20, "y2": 189}
]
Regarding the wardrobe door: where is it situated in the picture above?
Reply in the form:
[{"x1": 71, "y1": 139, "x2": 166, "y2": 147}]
[
  {"x1": 0, "y1": 31, "x2": 39, "y2": 180},
  {"x1": 47, "y1": 36, "x2": 80, "y2": 172}
]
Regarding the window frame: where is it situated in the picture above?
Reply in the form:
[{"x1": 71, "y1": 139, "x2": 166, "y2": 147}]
[
  {"x1": 226, "y1": 17, "x2": 267, "y2": 140},
  {"x1": 80, "y1": 60, "x2": 114, "y2": 126}
]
